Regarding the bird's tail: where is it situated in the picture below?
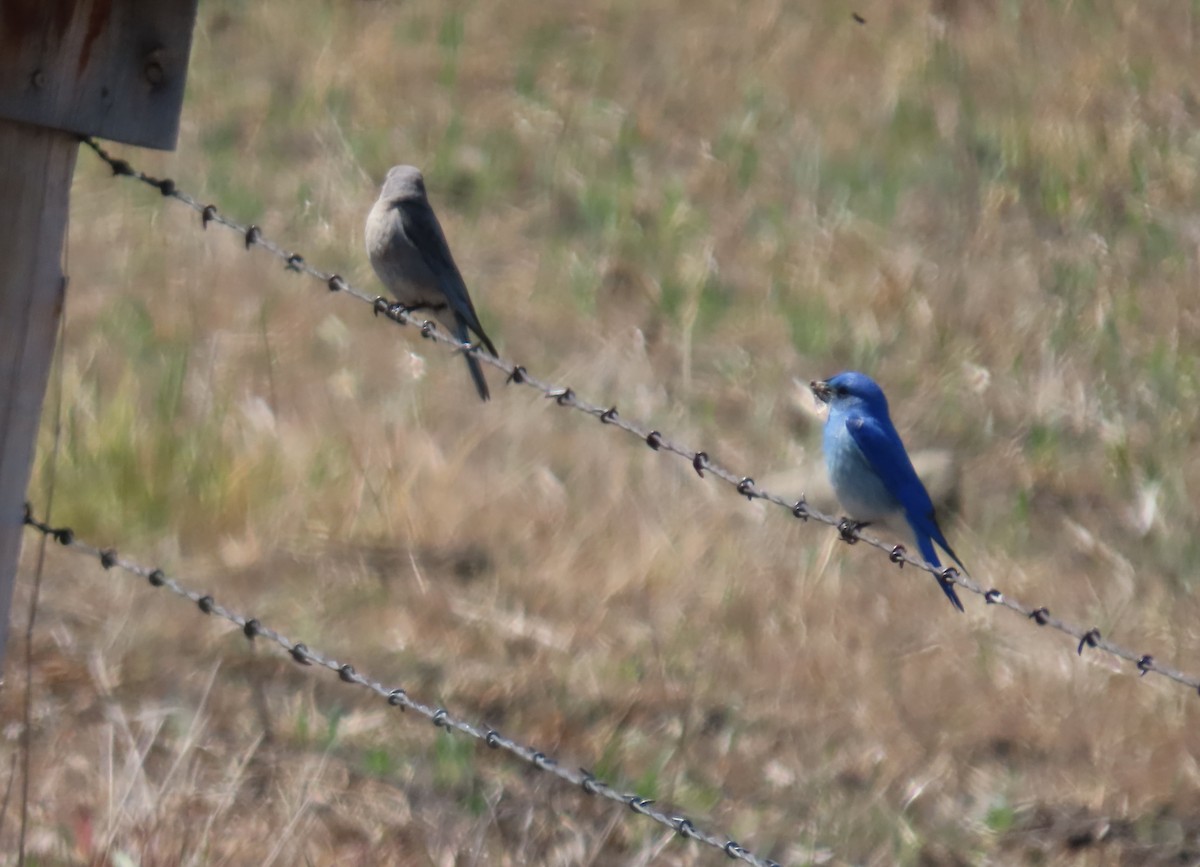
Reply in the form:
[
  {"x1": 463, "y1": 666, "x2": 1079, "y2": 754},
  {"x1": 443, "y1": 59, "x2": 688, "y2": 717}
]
[
  {"x1": 473, "y1": 325, "x2": 499, "y2": 361},
  {"x1": 912, "y1": 516, "x2": 965, "y2": 613},
  {"x1": 456, "y1": 317, "x2": 490, "y2": 401},
  {"x1": 926, "y1": 515, "x2": 969, "y2": 575}
]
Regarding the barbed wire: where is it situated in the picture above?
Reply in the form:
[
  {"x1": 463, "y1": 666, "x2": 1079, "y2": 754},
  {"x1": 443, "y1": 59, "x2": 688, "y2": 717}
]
[
  {"x1": 79, "y1": 136, "x2": 1200, "y2": 697},
  {"x1": 22, "y1": 507, "x2": 787, "y2": 867}
]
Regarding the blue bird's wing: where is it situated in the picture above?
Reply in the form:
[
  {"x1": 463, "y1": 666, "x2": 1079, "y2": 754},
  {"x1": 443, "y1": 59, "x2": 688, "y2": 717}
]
[
  {"x1": 844, "y1": 414, "x2": 936, "y2": 524},
  {"x1": 846, "y1": 413, "x2": 968, "y2": 607},
  {"x1": 398, "y1": 199, "x2": 498, "y2": 357}
]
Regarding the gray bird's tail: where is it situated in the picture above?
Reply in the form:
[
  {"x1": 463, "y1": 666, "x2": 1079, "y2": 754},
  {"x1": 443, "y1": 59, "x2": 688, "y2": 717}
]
[{"x1": 456, "y1": 317, "x2": 490, "y2": 401}]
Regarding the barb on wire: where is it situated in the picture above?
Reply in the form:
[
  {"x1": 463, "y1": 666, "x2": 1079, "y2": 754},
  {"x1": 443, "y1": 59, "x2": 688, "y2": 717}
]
[
  {"x1": 22, "y1": 506, "x2": 785, "y2": 867},
  {"x1": 79, "y1": 137, "x2": 1200, "y2": 698}
]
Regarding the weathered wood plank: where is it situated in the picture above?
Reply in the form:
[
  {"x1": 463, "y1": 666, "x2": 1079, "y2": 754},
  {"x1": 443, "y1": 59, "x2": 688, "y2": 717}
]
[
  {"x1": 0, "y1": 120, "x2": 78, "y2": 669},
  {"x1": 0, "y1": 0, "x2": 198, "y2": 149}
]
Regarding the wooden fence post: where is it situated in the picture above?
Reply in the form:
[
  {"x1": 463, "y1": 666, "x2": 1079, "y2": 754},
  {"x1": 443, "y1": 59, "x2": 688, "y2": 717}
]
[{"x1": 0, "y1": 0, "x2": 198, "y2": 675}]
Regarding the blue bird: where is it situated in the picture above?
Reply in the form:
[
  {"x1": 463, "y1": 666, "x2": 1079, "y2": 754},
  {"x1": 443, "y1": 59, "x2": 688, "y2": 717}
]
[{"x1": 811, "y1": 371, "x2": 967, "y2": 611}]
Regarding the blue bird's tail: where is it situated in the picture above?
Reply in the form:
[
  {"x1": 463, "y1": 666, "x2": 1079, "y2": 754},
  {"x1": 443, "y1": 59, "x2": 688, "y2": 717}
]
[{"x1": 909, "y1": 513, "x2": 966, "y2": 612}]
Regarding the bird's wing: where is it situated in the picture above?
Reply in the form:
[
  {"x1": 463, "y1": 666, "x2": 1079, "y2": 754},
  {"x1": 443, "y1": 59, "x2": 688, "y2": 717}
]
[
  {"x1": 397, "y1": 200, "x2": 497, "y2": 354},
  {"x1": 846, "y1": 413, "x2": 967, "y2": 574},
  {"x1": 844, "y1": 413, "x2": 935, "y2": 519}
]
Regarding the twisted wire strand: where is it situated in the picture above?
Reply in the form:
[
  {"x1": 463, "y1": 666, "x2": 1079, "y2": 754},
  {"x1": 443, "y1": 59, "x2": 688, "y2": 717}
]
[
  {"x1": 78, "y1": 136, "x2": 1200, "y2": 696},
  {"x1": 22, "y1": 507, "x2": 784, "y2": 867}
]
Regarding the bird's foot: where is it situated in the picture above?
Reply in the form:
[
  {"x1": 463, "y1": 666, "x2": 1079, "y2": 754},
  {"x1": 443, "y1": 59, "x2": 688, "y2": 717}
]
[
  {"x1": 837, "y1": 518, "x2": 870, "y2": 544},
  {"x1": 403, "y1": 301, "x2": 444, "y2": 315}
]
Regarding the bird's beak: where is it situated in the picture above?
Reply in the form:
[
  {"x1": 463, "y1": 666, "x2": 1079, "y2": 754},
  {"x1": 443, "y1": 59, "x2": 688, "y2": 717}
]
[{"x1": 810, "y1": 379, "x2": 832, "y2": 404}]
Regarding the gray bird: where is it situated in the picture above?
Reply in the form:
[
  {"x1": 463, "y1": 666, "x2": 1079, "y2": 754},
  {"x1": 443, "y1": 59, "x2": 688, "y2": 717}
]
[{"x1": 365, "y1": 165, "x2": 499, "y2": 400}]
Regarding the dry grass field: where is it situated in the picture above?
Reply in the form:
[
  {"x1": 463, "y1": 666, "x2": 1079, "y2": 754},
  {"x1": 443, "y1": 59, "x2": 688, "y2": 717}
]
[{"x1": 5, "y1": 0, "x2": 1200, "y2": 864}]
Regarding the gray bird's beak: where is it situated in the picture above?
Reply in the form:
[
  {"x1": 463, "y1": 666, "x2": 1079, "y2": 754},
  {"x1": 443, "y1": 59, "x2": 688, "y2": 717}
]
[{"x1": 810, "y1": 379, "x2": 832, "y2": 403}]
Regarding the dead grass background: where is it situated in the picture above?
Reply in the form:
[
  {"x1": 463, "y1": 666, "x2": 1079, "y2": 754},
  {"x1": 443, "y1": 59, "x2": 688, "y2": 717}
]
[{"x1": 4, "y1": 0, "x2": 1200, "y2": 864}]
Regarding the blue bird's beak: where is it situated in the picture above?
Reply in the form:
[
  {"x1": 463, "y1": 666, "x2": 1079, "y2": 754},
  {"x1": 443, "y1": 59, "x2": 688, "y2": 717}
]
[{"x1": 810, "y1": 379, "x2": 832, "y2": 404}]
